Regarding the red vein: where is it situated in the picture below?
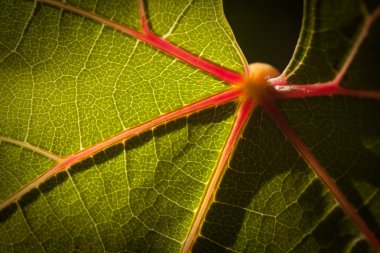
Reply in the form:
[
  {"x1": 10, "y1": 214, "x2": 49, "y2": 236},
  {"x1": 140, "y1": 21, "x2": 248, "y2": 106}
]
[
  {"x1": 182, "y1": 98, "x2": 254, "y2": 253},
  {"x1": 0, "y1": 135, "x2": 63, "y2": 162},
  {"x1": 0, "y1": 89, "x2": 242, "y2": 212},
  {"x1": 37, "y1": 0, "x2": 244, "y2": 84},
  {"x1": 261, "y1": 97, "x2": 380, "y2": 252},
  {"x1": 271, "y1": 6, "x2": 380, "y2": 87},
  {"x1": 269, "y1": 6, "x2": 380, "y2": 102},
  {"x1": 270, "y1": 82, "x2": 380, "y2": 100},
  {"x1": 333, "y1": 6, "x2": 380, "y2": 86}
]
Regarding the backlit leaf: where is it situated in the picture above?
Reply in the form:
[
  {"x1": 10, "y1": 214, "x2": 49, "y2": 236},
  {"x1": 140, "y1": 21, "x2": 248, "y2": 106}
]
[{"x1": 1, "y1": 0, "x2": 379, "y2": 252}]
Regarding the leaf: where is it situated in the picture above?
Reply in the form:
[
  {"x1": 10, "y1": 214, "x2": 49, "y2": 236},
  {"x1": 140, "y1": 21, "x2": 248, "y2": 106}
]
[{"x1": 0, "y1": 0, "x2": 379, "y2": 253}]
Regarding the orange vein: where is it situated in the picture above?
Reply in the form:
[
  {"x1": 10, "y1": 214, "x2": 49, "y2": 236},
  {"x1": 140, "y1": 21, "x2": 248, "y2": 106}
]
[
  {"x1": 261, "y1": 97, "x2": 380, "y2": 251},
  {"x1": 0, "y1": 135, "x2": 63, "y2": 162},
  {"x1": 182, "y1": 98, "x2": 255, "y2": 253},
  {"x1": 37, "y1": 0, "x2": 244, "y2": 84},
  {"x1": 0, "y1": 89, "x2": 242, "y2": 212}
]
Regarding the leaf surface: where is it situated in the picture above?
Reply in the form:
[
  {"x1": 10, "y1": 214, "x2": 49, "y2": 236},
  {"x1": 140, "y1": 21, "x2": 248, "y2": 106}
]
[{"x1": 1, "y1": 0, "x2": 380, "y2": 252}]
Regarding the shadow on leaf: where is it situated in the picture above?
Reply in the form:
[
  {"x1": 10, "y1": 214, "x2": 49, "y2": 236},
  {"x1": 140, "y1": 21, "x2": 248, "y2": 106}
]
[
  {"x1": 192, "y1": 106, "x2": 373, "y2": 252},
  {"x1": 279, "y1": 97, "x2": 380, "y2": 241},
  {"x1": 0, "y1": 102, "x2": 236, "y2": 233}
]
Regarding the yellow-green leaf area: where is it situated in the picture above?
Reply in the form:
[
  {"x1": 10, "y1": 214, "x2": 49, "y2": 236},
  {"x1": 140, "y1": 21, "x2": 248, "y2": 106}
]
[
  {"x1": 0, "y1": 0, "x2": 235, "y2": 157},
  {"x1": 147, "y1": 0, "x2": 246, "y2": 73},
  {"x1": 0, "y1": 104, "x2": 236, "y2": 252}
]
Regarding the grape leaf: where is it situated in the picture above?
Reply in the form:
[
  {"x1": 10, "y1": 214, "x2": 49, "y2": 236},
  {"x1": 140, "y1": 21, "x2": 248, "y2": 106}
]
[{"x1": 0, "y1": 0, "x2": 379, "y2": 252}]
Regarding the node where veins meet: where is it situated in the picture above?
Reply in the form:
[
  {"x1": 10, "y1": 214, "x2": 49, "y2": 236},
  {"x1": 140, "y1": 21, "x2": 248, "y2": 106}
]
[{"x1": 243, "y1": 63, "x2": 279, "y2": 100}]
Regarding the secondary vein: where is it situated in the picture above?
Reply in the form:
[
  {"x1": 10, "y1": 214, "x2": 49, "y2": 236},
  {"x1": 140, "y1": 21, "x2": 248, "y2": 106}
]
[{"x1": 0, "y1": 135, "x2": 63, "y2": 162}]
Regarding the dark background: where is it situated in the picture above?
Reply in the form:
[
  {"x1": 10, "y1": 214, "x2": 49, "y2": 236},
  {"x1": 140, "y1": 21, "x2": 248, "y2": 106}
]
[{"x1": 223, "y1": 1, "x2": 303, "y2": 71}]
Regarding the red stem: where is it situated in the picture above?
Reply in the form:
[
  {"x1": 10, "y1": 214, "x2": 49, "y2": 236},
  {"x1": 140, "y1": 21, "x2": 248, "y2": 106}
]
[{"x1": 261, "y1": 97, "x2": 380, "y2": 251}]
